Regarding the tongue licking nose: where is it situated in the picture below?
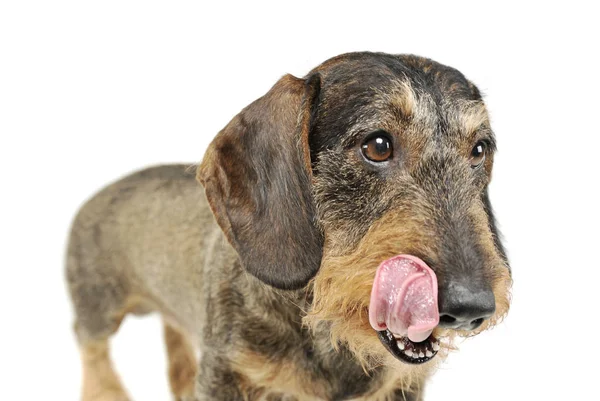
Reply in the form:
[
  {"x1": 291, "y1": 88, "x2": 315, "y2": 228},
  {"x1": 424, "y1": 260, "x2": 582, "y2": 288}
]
[{"x1": 369, "y1": 255, "x2": 439, "y2": 343}]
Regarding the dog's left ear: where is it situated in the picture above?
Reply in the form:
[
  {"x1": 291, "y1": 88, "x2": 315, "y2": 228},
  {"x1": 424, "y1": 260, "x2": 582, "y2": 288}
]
[{"x1": 198, "y1": 73, "x2": 322, "y2": 290}]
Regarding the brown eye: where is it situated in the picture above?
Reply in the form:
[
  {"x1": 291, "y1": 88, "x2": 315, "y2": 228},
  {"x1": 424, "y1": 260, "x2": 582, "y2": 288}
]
[
  {"x1": 470, "y1": 141, "x2": 487, "y2": 168},
  {"x1": 361, "y1": 134, "x2": 393, "y2": 162}
]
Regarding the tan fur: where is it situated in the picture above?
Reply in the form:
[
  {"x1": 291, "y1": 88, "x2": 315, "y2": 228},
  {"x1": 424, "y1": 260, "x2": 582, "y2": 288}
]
[
  {"x1": 382, "y1": 79, "x2": 416, "y2": 121},
  {"x1": 231, "y1": 350, "x2": 329, "y2": 401},
  {"x1": 80, "y1": 340, "x2": 130, "y2": 401},
  {"x1": 305, "y1": 207, "x2": 439, "y2": 372},
  {"x1": 164, "y1": 323, "x2": 198, "y2": 399},
  {"x1": 457, "y1": 100, "x2": 490, "y2": 140}
]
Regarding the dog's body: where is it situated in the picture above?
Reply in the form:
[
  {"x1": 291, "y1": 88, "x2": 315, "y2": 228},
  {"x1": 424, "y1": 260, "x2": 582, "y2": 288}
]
[
  {"x1": 68, "y1": 165, "x2": 397, "y2": 400},
  {"x1": 67, "y1": 166, "x2": 206, "y2": 400},
  {"x1": 67, "y1": 52, "x2": 511, "y2": 401}
]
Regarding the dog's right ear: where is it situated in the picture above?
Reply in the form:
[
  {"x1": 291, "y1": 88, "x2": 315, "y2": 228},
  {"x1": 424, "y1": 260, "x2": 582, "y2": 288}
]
[{"x1": 198, "y1": 74, "x2": 323, "y2": 290}]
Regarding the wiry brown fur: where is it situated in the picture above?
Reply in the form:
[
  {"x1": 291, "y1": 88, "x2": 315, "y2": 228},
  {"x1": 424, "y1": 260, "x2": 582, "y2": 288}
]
[
  {"x1": 164, "y1": 323, "x2": 198, "y2": 400},
  {"x1": 307, "y1": 208, "x2": 442, "y2": 371},
  {"x1": 67, "y1": 52, "x2": 511, "y2": 401},
  {"x1": 306, "y1": 205, "x2": 511, "y2": 372},
  {"x1": 230, "y1": 350, "x2": 330, "y2": 401}
]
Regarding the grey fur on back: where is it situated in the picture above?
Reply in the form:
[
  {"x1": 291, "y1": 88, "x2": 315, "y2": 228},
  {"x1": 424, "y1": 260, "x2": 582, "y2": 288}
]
[{"x1": 67, "y1": 165, "x2": 217, "y2": 341}]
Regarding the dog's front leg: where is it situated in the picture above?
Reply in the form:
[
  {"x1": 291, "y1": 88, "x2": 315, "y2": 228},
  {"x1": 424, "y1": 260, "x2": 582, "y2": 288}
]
[{"x1": 190, "y1": 353, "x2": 246, "y2": 401}]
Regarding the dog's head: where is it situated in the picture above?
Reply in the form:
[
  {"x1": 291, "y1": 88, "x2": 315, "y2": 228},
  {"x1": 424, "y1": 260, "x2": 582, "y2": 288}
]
[{"x1": 199, "y1": 52, "x2": 511, "y2": 372}]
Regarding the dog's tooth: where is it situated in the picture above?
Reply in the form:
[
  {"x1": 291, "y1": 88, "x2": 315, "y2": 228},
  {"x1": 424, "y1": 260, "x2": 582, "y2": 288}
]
[
  {"x1": 418, "y1": 351, "x2": 425, "y2": 358},
  {"x1": 405, "y1": 350, "x2": 413, "y2": 357},
  {"x1": 432, "y1": 342, "x2": 440, "y2": 351},
  {"x1": 426, "y1": 350, "x2": 433, "y2": 358},
  {"x1": 396, "y1": 341, "x2": 405, "y2": 350}
]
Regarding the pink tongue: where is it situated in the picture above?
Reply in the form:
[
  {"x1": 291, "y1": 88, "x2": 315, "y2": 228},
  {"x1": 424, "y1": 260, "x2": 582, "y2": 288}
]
[{"x1": 369, "y1": 255, "x2": 439, "y2": 343}]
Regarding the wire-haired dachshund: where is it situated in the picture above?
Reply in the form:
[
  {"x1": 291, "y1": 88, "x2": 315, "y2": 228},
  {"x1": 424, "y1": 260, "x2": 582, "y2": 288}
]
[{"x1": 67, "y1": 52, "x2": 511, "y2": 401}]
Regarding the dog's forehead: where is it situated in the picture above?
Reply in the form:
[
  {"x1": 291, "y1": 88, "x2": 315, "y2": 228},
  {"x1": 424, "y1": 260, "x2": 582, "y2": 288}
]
[{"x1": 313, "y1": 53, "x2": 491, "y2": 150}]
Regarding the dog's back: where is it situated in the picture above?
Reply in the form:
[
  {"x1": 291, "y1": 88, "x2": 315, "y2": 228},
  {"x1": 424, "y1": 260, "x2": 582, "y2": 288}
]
[
  {"x1": 66, "y1": 164, "x2": 220, "y2": 400},
  {"x1": 67, "y1": 164, "x2": 220, "y2": 337}
]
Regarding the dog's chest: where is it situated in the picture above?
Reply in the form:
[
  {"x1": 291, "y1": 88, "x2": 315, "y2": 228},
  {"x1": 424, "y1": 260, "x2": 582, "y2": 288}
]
[
  {"x1": 232, "y1": 328, "x2": 392, "y2": 401},
  {"x1": 227, "y1": 279, "x2": 400, "y2": 400}
]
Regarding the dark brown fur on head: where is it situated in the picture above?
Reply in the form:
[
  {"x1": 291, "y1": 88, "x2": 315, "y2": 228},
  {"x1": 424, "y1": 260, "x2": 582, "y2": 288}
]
[
  {"x1": 200, "y1": 51, "x2": 511, "y2": 381},
  {"x1": 303, "y1": 53, "x2": 512, "y2": 369}
]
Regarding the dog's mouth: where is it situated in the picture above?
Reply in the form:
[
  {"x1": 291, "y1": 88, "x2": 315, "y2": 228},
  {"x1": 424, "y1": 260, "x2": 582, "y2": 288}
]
[
  {"x1": 377, "y1": 329, "x2": 439, "y2": 364},
  {"x1": 369, "y1": 255, "x2": 440, "y2": 364}
]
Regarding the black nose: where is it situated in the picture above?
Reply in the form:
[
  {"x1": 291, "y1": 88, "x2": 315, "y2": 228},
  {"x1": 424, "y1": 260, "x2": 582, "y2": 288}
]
[{"x1": 438, "y1": 282, "x2": 496, "y2": 331}]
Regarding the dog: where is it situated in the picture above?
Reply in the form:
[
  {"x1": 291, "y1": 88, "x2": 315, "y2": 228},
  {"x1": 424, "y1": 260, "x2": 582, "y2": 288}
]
[{"x1": 66, "y1": 52, "x2": 512, "y2": 401}]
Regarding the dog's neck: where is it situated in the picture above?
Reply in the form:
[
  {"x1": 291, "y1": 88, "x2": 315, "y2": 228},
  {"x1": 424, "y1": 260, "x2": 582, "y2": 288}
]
[{"x1": 234, "y1": 273, "x2": 423, "y2": 400}]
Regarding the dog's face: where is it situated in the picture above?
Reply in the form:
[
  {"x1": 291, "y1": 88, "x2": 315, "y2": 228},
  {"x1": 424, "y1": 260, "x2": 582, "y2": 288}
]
[{"x1": 199, "y1": 52, "x2": 511, "y2": 372}]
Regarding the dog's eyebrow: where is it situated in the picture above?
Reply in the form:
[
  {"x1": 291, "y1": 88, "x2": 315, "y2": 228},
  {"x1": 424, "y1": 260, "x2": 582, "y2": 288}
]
[
  {"x1": 339, "y1": 113, "x2": 381, "y2": 149},
  {"x1": 380, "y1": 79, "x2": 416, "y2": 119},
  {"x1": 338, "y1": 80, "x2": 418, "y2": 149},
  {"x1": 371, "y1": 79, "x2": 417, "y2": 123},
  {"x1": 458, "y1": 100, "x2": 490, "y2": 138}
]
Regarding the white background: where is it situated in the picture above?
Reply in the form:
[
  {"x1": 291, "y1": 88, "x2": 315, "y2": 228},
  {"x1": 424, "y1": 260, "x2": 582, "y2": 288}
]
[{"x1": 1, "y1": 1, "x2": 598, "y2": 400}]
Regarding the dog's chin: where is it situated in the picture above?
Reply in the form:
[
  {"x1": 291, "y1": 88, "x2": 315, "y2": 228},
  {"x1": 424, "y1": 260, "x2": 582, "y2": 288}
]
[
  {"x1": 377, "y1": 329, "x2": 440, "y2": 365},
  {"x1": 374, "y1": 323, "x2": 495, "y2": 367}
]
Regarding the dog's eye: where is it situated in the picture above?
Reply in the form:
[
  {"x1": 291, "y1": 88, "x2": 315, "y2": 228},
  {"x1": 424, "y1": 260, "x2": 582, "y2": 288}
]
[
  {"x1": 470, "y1": 141, "x2": 487, "y2": 168},
  {"x1": 362, "y1": 134, "x2": 393, "y2": 162}
]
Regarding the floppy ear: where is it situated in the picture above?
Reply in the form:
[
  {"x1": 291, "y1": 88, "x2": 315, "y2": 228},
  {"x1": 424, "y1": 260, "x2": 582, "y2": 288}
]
[{"x1": 198, "y1": 74, "x2": 323, "y2": 290}]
